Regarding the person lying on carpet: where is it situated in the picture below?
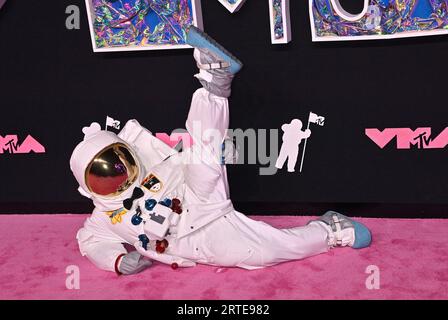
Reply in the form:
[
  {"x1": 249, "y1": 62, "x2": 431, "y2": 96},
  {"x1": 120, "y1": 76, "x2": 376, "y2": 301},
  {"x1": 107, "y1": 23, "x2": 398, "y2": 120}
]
[{"x1": 69, "y1": 26, "x2": 372, "y2": 275}]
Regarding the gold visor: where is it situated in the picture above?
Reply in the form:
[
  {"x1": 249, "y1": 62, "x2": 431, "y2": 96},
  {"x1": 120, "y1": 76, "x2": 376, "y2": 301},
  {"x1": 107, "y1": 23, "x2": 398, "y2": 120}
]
[{"x1": 85, "y1": 143, "x2": 139, "y2": 197}]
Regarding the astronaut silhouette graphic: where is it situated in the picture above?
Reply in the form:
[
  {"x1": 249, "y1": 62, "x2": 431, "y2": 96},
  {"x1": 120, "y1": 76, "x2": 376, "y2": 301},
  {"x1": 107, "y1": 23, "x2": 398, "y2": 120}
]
[{"x1": 275, "y1": 119, "x2": 311, "y2": 172}]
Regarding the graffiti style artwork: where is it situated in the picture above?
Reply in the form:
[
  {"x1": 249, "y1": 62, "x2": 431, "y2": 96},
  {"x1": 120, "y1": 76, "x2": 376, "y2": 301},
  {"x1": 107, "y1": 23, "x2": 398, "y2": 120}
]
[
  {"x1": 269, "y1": 0, "x2": 291, "y2": 44},
  {"x1": 85, "y1": 0, "x2": 203, "y2": 52},
  {"x1": 310, "y1": 0, "x2": 448, "y2": 41}
]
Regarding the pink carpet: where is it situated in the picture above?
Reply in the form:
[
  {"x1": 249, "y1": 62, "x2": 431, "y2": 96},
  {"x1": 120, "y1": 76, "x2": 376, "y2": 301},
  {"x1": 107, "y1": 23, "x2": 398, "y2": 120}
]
[{"x1": 0, "y1": 214, "x2": 447, "y2": 300}]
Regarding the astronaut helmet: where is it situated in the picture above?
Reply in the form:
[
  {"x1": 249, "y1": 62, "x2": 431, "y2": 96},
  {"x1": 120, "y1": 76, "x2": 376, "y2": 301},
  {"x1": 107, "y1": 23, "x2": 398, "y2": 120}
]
[
  {"x1": 85, "y1": 142, "x2": 139, "y2": 197},
  {"x1": 70, "y1": 123, "x2": 141, "y2": 200}
]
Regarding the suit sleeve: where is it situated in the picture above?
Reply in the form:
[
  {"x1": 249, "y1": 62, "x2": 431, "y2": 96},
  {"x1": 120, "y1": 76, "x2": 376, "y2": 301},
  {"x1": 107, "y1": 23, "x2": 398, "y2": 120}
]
[{"x1": 76, "y1": 228, "x2": 127, "y2": 273}]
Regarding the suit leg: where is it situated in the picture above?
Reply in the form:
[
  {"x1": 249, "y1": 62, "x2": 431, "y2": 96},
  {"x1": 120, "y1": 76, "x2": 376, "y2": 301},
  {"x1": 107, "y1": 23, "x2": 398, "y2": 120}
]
[
  {"x1": 184, "y1": 88, "x2": 230, "y2": 203},
  {"x1": 229, "y1": 212, "x2": 330, "y2": 269}
]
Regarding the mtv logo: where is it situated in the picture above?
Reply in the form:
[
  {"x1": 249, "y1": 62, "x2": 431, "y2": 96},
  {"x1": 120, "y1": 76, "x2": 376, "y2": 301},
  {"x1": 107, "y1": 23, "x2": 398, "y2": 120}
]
[
  {"x1": 365, "y1": 127, "x2": 448, "y2": 149},
  {"x1": 0, "y1": 135, "x2": 46, "y2": 154}
]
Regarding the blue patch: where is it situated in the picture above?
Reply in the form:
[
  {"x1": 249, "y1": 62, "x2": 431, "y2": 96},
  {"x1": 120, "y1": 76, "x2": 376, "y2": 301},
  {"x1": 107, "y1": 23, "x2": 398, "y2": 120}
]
[{"x1": 138, "y1": 234, "x2": 150, "y2": 250}]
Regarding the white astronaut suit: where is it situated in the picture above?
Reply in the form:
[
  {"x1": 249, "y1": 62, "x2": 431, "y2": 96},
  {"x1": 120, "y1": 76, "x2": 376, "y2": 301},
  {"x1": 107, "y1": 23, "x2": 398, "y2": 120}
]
[{"x1": 70, "y1": 26, "x2": 372, "y2": 275}]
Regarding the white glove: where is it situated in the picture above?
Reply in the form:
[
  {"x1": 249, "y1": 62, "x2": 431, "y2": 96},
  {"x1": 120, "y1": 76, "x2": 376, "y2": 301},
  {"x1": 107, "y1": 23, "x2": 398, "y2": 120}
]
[
  {"x1": 134, "y1": 241, "x2": 197, "y2": 268},
  {"x1": 118, "y1": 251, "x2": 152, "y2": 275}
]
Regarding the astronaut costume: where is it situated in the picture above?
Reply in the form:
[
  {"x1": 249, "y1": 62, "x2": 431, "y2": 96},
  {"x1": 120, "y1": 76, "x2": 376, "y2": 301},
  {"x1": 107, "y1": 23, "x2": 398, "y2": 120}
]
[{"x1": 70, "y1": 26, "x2": 372, "y2": 275}]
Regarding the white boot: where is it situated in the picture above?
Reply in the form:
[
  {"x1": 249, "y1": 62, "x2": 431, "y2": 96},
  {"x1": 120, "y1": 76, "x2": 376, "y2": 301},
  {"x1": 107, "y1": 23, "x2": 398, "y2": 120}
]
[
  {"x1": 308, "y1": 211, "x2": 372, "y2": 249},
  {"x1": 193, "y1": 48, "x2": 234, "y2": 98}
]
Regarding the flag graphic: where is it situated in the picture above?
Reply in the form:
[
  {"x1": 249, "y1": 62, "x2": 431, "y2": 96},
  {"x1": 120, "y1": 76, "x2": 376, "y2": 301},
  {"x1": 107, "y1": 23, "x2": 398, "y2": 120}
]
[
  {"x1": 299, "y1": 111, "x2": 326, "y2": 173},
  {"x1": 106, "y1": 116, "x2": 121, "y2": 130},
  {"x1": 309, "y1": 112, "x2": 325, "y2": 126}
]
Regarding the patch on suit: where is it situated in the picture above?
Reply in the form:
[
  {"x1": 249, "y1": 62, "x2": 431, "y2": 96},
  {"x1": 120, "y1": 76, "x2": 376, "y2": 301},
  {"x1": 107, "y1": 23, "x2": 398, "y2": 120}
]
[
  {"x1": 105, "y1": 208, "x2": 127, "y2": 224},
  {"x1": 141, "y1": 173, "x2": 163, "y2": 193}
]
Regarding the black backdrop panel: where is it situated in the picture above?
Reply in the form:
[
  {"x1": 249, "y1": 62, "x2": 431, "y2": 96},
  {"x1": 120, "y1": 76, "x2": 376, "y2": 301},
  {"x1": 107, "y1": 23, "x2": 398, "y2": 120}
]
[{"x1": 0, "y1": 0, "x2": 447, "y2": 216}]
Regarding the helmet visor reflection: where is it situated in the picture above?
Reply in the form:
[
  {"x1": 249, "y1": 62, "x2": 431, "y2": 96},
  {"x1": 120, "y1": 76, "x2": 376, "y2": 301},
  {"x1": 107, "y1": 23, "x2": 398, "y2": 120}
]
[{"x1": 85, "y1": 143, "x2": 139, "y2": 197}]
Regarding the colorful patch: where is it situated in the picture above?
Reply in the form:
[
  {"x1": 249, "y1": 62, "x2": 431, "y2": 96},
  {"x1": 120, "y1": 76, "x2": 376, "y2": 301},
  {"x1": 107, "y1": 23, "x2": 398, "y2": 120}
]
[
  {"x1": 105, "y1": 208, "x2": 127, "y2": 224},
  {"x1": 141, "y1": 173, "x2": 163, "y2": 193}
]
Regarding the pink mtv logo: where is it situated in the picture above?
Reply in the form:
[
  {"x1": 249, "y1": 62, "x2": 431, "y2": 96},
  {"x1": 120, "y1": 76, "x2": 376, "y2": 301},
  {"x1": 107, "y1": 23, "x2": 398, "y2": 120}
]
[
  {"x1": 365, "y1": 128, "x2": 448, "y2": 149},
  {"x1": 0, "y1": 135, "x2": 46, "y2": 154}
]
